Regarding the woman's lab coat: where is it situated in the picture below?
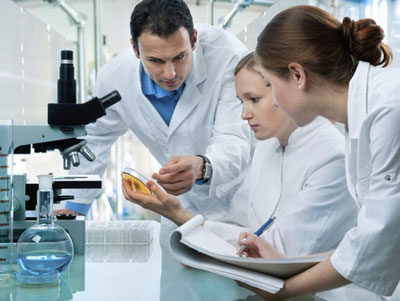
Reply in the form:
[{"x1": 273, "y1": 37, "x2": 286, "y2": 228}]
[
  {"x1": 330, "y1": 61, "x2": 400, "y2": 297},
  {"x1": 206, "y1": 117, "x2": 383, "y2": 299},
  {"x1": 69, "y1": 24, "x2": 251, "y2": 221},
  {"x1": 206, "y1": 117, "x2": 357, "y2": 256}
]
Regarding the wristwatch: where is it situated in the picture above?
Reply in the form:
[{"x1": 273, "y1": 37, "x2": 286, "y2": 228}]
[{"x1": 195, "y1": 155, "x2": 212, "y2": 184}]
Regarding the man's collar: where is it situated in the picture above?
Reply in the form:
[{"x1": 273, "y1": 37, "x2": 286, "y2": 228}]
[{"x1": 140, "y1": 64, "x2": 185, "y2": 98}]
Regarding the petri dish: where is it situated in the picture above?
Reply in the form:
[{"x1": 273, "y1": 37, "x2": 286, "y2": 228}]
[{"x1": 121, "y1": 167, "x2": 151, "y2": 195}]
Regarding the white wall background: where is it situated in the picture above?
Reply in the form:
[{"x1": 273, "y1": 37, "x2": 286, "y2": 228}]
[
  {"x1": 0, "y1": 0, "x2": 67, "y2": 125},
  {"x1": 16, "y1": 0, "x2": 266, "y2": 91}
]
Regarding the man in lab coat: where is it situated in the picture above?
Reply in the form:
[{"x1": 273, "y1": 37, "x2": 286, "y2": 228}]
[{"x1": 61, "y1": 0, "x2": 251, "y2": 220}]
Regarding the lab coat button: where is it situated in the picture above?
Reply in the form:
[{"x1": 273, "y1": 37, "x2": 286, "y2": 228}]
[{"x1": 385, "y1": 175, "x2": 391, "y2": 182}]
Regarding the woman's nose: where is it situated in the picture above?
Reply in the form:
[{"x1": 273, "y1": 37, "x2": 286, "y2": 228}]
[
  {"x1": 241, "y1": 105, "x2": 252, "y2": 120},
  {"x1": 273, "y1": 97, "x2": 279, "y2": 108}
]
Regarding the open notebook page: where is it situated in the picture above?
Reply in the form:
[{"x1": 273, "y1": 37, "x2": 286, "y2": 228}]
[{"x1": 178, "y1": 214, "x2": 238, "y2": 257}]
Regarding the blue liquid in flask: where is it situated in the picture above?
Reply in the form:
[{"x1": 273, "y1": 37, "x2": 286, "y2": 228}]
[{"x1": 17, "y1": 251, "x2": 73, "y2": 275}]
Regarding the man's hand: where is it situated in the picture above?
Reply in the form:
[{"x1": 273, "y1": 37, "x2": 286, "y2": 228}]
[
  {"x1": 122, "y1": 178, "x2": 193, "y2": 226},
  {"x1": 237, "y1": 233, "x2": 285, "y2": 259},
  {"x1": 152, "y1": 156, "x2": 204, "y2": 195},
  {"x1": 53, "y1": 208, "x2": 82, "y2": 216}
]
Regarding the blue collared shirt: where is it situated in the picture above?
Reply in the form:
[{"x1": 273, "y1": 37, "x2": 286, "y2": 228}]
[{"x1": 66, "y1": 65, "x2": 185, "y2": 215}]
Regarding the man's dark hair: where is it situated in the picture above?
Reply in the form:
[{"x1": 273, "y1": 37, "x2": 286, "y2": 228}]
[{"x1": 130, "y1": 0, "x2": 194, "y2": 53}]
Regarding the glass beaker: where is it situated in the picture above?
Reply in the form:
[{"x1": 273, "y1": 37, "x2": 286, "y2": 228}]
[
  {"x1": 0, "y1": 119, "x2": 13, "y2": 280},
  {"x1": 16, "y1": 174, "x2": 74, "y2": 285}
]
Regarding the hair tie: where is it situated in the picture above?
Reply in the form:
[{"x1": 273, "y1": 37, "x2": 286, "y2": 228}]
[{"x1": 341, "y1": 17, "x2": 356, "y2": 55}]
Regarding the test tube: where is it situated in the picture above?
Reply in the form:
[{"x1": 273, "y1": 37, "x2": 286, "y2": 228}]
[{"x1": 0, "y1": 120, "x2": 13, "y2": 279}]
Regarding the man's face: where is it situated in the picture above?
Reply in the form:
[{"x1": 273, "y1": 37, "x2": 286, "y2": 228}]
[{"x1": 132, "y1": 27, "x2": 197, "y2": 91}]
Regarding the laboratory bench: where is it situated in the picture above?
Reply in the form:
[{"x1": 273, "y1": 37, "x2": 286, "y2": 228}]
[{"x1": 0, "y1": 221, "x2": 317, "y2": 301}]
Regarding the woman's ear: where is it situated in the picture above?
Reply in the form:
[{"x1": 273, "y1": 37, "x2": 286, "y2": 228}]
[{"x1": 288, "y1": 63, "x2": 307, "y2": 90}]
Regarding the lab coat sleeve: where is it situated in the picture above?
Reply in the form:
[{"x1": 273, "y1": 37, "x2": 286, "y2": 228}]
[
  {"x1": 331, "y1": 104, "x2": 400, "y2": 296},
  {"x1": 262, "y1": 152, "x2": 358, "y2": 258},
  {"x1": 67, "y1": 81, "x2": 129, "y2": 205},
  {"x1": 203, "y1": 172, "x2": 252, "y2": 244},
  {"x1": 205, "y1": 54, "x2": 252, "y2": 201}
]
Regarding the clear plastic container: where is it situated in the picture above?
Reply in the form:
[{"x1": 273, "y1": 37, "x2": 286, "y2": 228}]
[{"x1": 85, "y1": 220, "x2": 153, "y2": 262}]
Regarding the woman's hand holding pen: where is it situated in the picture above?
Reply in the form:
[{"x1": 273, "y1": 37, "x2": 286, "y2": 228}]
[
  {"x1": 235, "y1": 232, "x2": 286, "y2": 301},
  {"x1": 236, "y1": 233, "x2": 285, "y2": 259}
]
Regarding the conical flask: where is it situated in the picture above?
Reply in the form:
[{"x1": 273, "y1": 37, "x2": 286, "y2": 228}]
[{"x1": 16, "y1": 174, "x2": 74, "y2": 284}]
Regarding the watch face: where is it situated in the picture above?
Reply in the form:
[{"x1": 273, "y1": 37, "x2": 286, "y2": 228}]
[{"x1": 204, "y1": 163, "x2": 212, "y2": 180}]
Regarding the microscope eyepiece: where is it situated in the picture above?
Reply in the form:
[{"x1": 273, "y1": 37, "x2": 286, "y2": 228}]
[
  {"x1": 58, "y1": 50, "x2": 76, "y2": 104},
  {"x1": 61, "y1": 50, "x2": 73, "y2": 60},
  {"x1": 49, "y1": 50, "x2": 121, "y2": 126}
]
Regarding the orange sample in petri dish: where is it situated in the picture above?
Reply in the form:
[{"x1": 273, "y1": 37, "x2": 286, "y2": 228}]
[{"x1": 121, "y1": 167, "x2": 151, "y2": 195}]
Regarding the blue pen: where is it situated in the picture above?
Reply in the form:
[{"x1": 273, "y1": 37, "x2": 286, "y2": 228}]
[{"x1": 237, "y1": 216, "x2": 276, "y2": 255}]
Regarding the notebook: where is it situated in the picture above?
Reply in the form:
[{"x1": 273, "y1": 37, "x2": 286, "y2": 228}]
[{"x1": 169, "y1": 215, "x2": 326, "y2": 293}]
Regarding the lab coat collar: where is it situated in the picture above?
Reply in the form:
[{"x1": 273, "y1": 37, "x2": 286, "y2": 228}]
[
  {"x1": 271, "y1": 138, "x2": 283, "y2": 153},
  {"x1": 167, "y1": 42, "x2": 207, "y2": 137},
  {"x1": 347, "y1": 61, "x2": 370, "y2": 139},
  {"x1": 284, "y1": 118, "x2": 321, "y2": 153},
  {"x1": 271, "y1": 124, "x2": 306, "y2": 154},
  {"x1": 133, "y1": 61, "x2": 169, "y2": 136},
  {"x1": 185, "y1": 41, "x2": 207, "y2": 86},
  {"x1": 285, "y1": 126, "x2": 303, "y2": 152}
]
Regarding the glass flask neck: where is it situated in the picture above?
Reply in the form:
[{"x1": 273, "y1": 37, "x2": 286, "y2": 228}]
[{"x1": 37, "y1": 189, "x2": 54, "y2": 225}]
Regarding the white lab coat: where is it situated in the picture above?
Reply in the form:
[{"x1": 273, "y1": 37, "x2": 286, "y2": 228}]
[
  {"x1": 205, "y1": 117, "x2": 357, "y2": 255},
  {"x1": 205, "y1": 117, "x2": 382, "y2": 300},
  {"x1": 331, "y1": 61, "x2": 400, "y2": 297},
  {"x1": 69, "y1": 24, "x2": 251, "y2": 221}
]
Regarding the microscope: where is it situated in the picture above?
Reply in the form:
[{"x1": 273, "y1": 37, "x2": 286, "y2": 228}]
[{"x1": 12, "y1": 50, "x2": 121, "y2": 254}]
